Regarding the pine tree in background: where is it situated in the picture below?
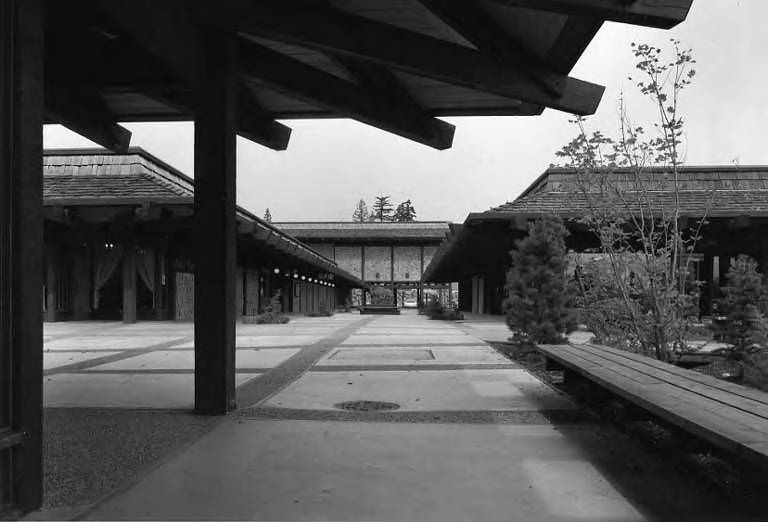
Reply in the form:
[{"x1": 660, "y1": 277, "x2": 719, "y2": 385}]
[
  {"x1": 504, "y1": 217, "x2": 576, "y2": 344},
  {"x1": 394, "y1": 200, "x2": 417, "y2": 222},
  {"x1": 352, "y1": 199, "x2": 369, "y2": 223},
  {"x1": 263, "y1": 208, "x2": 272, "y2": 223},
  {"x1": 372, "y1": 195, "x2": 394, "y2": 222}
]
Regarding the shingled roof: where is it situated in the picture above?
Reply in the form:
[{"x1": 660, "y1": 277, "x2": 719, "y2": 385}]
[
  {"x1": 44, "y1": 149, "x2": 193, "y2": 204},
  {"x1": 423, "y1": 165, "x2": 768, "y2": 283},
  {"x1": 42, "y1": 148, "x2": 365, "y2": 287},
  {"x1": 476, "y1": 166, "x2": 768, "y2": 220},
  {"x1": 275, "y1": 221, "x2": 451, "y2": 241}
]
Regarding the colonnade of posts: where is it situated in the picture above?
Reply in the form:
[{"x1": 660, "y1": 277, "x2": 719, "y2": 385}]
[{"x1": 0, "y1": 8, "x2": 242, "y2": 508}]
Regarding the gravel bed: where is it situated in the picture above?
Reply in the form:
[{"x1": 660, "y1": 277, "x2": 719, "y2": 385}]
[
  {"x1": 42, "y1": 408, "x2": 220, "y2": 511},
  {"x1": 239, "y1": 406, "x2": 592, "y2": 424}
]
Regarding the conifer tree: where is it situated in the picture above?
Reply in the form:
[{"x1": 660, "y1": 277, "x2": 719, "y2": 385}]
[
  {"x1": 718, "y1": 255, "x2": 768, "y2": 348},
  {"x1": 504, "y1": 217, "x2": 576, "y2": 343},
  {"x1": 263, "y1": 208, "x2": 272, "y2": 223},
  {"x1": 352, "y1": 199, "x2": 369, "y2": 223},
  {"x1": 394, "y1": 199, "x2": 417, "y2": 222},
  {"x1": 372, "y1": 195, "x2": 394, "y2": 222}
]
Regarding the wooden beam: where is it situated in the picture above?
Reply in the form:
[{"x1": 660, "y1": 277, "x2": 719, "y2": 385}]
[
  {"x1": 96, "y1": 0, "x2": 291, "y2": 150},
  {"x1": 237, "y1": 84, "x2": 291, "y2": 151},
  {"x1": 1, "y1": 0, "x2": 44, "y2": 511},
  {"x1": 45, "y1": 88, "x2": 132, "y2": 152},
  {"x1": 418, "y1": 0, "x2": 565, "y2": 96},
  {"x1": 141, "y1": 82, "x2": 291, "y2": 150},
  {"x1": 96, "y1": 0, "x2": 200, "y2": 85},
  {"x1": 239, "y1": 40, "x2": 455, "y2": 149},
  {"x1": 482, "y1": 0, "x2": 693, "y2": 29},
  {"x1": 546, "y1": 15, "x2": 604, "y2": 74},
  {"x1": 220, "y1": 2, "x2": 605, "y2": 115}
]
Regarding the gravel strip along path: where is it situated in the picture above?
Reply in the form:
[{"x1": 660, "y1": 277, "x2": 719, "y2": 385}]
[
  {"x1": 235, "y1": 316, "x2": 376, "y2": 408},
  {"x1": 239, "y1": 406, "x2": 594, "y2": 424},
  {"x1": 40, "y1": 408, "x2": 221, "y2": 512}
]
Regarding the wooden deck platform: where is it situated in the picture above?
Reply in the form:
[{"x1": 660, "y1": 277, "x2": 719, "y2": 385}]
[{"x1": 537, "y1": 343, "x2": 768, "y2": 465}]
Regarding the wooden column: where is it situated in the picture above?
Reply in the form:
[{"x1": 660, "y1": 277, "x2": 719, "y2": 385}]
[
  {"x1": 390, "y1": 244, "x2": 395, "y2": 303},
  {"x1": 702, "y1": 253, "x2": 714, "y2": 316},
  {"x1": 153, "y1": 248, "x2": 166, "y2": 320},
  {"x1": 194, "y1": 29, "x2": 237, "y2": 415},
  {"x1": 44, "y1": 249, "x2": 57, "y2": 322},
  {"x1": 167, "y1": 242, "x2": 177, "y2": 321},
  {"x1": 419, "y1": 245, "x2": 424, "y2": 308},
  {"x1": 0, "y1": 0, "x2": 44, "y2": 510},
  {"x1": 121, "y1": 243, "x2": 137, "y2": 323},
  {"x1": 71, "y1": 244, "x2": 91, "y2": 320}
]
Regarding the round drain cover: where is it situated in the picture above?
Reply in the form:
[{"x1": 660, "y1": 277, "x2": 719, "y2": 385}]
[{"x1": 334, "y1": 400, "x2": 400, "y2": 412}]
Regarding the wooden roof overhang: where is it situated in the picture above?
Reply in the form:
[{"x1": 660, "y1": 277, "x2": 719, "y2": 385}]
[
  {"x1": 40, "y1": 148, "x2": 366, "y2": 288},
  {"x1": 274, "y1": 222, "x2": 452, "y2": 244},
  {"x1": 44, "y1": 0, "x2": 693, "y2": 153},
  {"x1": 424, "y1": 178, "x2": 768, "y2": 284}
]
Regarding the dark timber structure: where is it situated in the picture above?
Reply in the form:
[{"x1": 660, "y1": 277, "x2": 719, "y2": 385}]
[
  {"x1": 424, "y1": 165, "x2": 768, "y2": 316},
  {"x1": 42, "y1": 149, "x2": 363, "y2": 323},
  {"x1": 275, "y1": 222, "x2": 450, "y2": 307},
  {"x1": 0, "y1": 0, "x2": 692, "y2": 513}
]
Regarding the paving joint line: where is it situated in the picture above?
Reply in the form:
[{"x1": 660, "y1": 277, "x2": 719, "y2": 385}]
[
  {"x1": 49, "y1": 368, "x2": 269, "y2": 375},
  {"x1": 43, "y1": 336, "x2": 193, "y2": 376},
  {"x1": 235, "y1": 316, "x2": 377, "y2": 408},
  {"x1": 308, "y1": 363, "x2": 521, "y2": 372},
  {"x1": 338, "y1": 342, "x2": 487, "y2": 347}
]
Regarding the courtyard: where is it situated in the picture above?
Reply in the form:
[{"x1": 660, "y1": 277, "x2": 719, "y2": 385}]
[{"x1": 31, "y1": 312, "x2": 764, "y2": 521}]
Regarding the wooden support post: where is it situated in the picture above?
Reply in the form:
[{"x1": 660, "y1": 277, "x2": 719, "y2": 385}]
[
  {"x1": 71, "y1": 243, "x2": 91, "y2": 320},
  {"x1": 194, "y1": 29, "x2": 237, "y2": 415},
  {"x1": 419, "y1": 245, "x2": 425, "y2": 308},
  {"x1": 167, "y1": 242, "x2": 177, "y2": 321},
  {"x1": 390, "y1": 244, "x2": 395, "y2": 304},
  {"x1": 122, "y1": 243, "x2": 137, "y2": 323},
  {"x1": 702, "y1": 253, "x2": 714, "y2": 316},
  {"x1": 153, "y1": 249, "x2": 166, "y2": 320},
  {"x1": 0, "y1": 0, "x2": 44, "y2": 510},
  {"x1": 44, "y1": 249, "x2": 57, "y2": 322}
]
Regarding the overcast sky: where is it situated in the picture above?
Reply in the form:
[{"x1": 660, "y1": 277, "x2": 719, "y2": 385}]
[{"x1": 44, "y1": 1, "x2": 765, "y2": 223}]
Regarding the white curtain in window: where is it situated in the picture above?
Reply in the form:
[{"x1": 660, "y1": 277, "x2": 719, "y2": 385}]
[
  {"x1": 136, "y1": 249, "x2": 155, "y2": 294},
  {"x1": 93, "y1": 245, "x2": 124, "y2": 309}
]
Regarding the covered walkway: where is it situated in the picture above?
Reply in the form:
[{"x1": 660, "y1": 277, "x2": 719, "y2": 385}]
[{"x1": 30, "y1": 312, "x2": 752, "y2": 521}]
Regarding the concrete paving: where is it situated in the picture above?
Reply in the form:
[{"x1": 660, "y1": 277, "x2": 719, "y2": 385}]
[
  {"x1": 43, "y1": 315, "x2": 361, "y2": 409},
  {"x1": 33, "y1": 311, "x2": 761, "y2": 521},
  {"x1": 84, "y1": 421, "x2": 643, "y2": 522},
  {"x1": 39, "y1": 310, "x2": 674, "y2": 521}
]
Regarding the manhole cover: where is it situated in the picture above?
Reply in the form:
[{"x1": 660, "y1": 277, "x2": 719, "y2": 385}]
[{"x1": 334, "y1": 400, "x2": 401, "y2": 412}]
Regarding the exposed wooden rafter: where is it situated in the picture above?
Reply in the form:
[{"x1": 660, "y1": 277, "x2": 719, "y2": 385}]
[
  {"x1": 215, "y1": 1, "x2": 605, "y2": 115},
  {"x1": 95, "y1": 0, "x2": 291, "y2": 150},
  {"x1": 482, "y1": 0, "x2": 693, "y2": 29},
  {"x1": 44, "y1": 88, "x2": 132, "y2": 152},
  {"x1": 238, "y1": 40, "x2": 456, "y2": 150},
  {"x1": 417, "y1": 0, "x2": 564, "y2": 97}
]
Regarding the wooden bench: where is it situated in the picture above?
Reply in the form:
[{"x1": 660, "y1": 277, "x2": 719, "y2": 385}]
[
  {"x1": 359, "y1": 304, "x2": 401, "y2": 315},
  {"x1": 537, "y1": 342, "x2": 768, "y2": 465}
]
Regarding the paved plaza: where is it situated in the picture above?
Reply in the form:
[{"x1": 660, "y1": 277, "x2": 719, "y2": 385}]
[{"x1": 36, "y1": 312, "x2": 744, "y2": 521}]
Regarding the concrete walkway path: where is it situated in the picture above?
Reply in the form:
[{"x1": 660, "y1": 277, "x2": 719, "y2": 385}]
[
  {"x1": 34, "y1": 313, "x2": 760, "y2": 521},
  {"x1": 66, "y1": 311, "x2": 660, "y2": 522}
]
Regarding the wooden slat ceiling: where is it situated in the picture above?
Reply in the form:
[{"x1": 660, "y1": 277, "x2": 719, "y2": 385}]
[{"x1": 43, "y1": 0, "x2": 694, "y2": 152}]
